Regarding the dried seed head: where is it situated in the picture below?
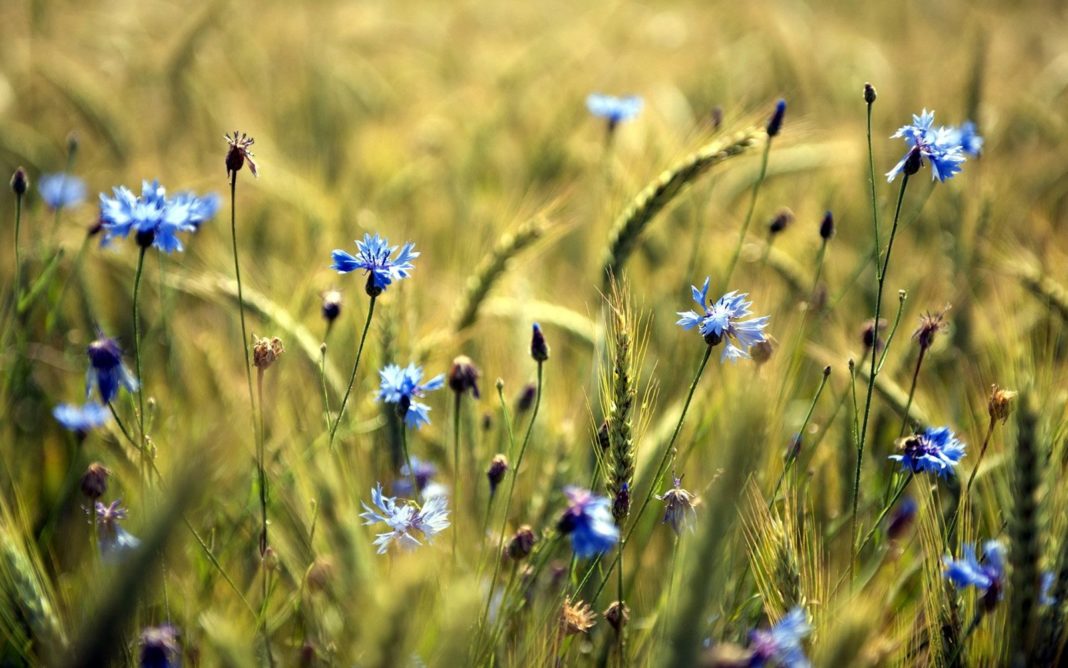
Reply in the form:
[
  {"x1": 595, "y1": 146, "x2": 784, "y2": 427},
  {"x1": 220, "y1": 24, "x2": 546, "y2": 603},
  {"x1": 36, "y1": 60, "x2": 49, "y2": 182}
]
[
  {"x1": 507, "y1": 525, "x2": 536, "y2": 561},
  {"x1": 913, "y1": 307, "x2": 949, "y2": 351},
  {"x1": 768, "y1": 208, "x2": 794, "y2": 236},
  {"x1": 819, "y1": 210, "x2": 835, "y2": 240},
  {"x1": 80, "y1": 462, "x2": 110, "y2": 500},
  {"x1": 561, "y1": 597, "x2": 597, "y2": 635},
  {"x1": 988, "y1": 384, "x2": 1017, "y2": 424},
  {"x1": 530, "y1": 323, "x2": 550, "y2": 362},
  {"x1": 486, "y1": 454, "x2": 508, "y2": 494},
  {"x1": 448, "y1": 355, "x2": 481, "y2": 398},
  {"x1": 225, "y1": 130, "x2": 258, "y2": 179},
  {"x1": 864, "y1": 82, "x2": 877, "y2": 104},
  {"x1": 604, "y1": 600, "x2": 630, "y2": 633},
  {"x1": 861, "y1": 318, "x2": 888, "y2": 352},
  {"x1": 253, "y1": 336, "x2": 285, "y2": 371},
  {"x1": 321, "y1": 290, "x2": 342, "y2": 323},
  {"x1": 10, "y1": 167, "x2": 27, "y2": 196},
  {"x1": 750, "y1": 337, "x2": 775, "y2": 366}
]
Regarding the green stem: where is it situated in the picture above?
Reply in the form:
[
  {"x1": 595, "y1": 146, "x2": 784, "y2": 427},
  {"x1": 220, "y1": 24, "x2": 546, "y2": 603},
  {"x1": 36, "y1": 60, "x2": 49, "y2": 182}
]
[
  {"x1": 328, "y1": 296, "x2": 377, "y2": 449},
  {"x1": 866, "y1": 100, "x2": 881, "y2": 269},
  {"x1": 257, "y1": 370, "x2": 268, "y2": 556},
  {"x1": 453, "y1": 391, "x2": 462, "y2": 559},
  {"x1": 723, "y1": 139, "x2": 772, "y2": 286},
  {"x1": 399, "y1": 424, "x2": 417, "y2": 496},
  {"x1": 769, "y1": 368, "x2": 830, "y2": 508},
  {"x1": 898, "y1": 347, "x2": 927, "y2": 438},
  {"x1": 13, "y1": 194, "x2": 22, "y2": 302},
  {"x1": 230, "y1": 175, "x2": 257, "y2": 447},
  {"x1": 857, "y1": 472, "x2": 913, "y2": 557},
  {"x1": 132, "y1": 247, "x2": 147, "y2": 500}
]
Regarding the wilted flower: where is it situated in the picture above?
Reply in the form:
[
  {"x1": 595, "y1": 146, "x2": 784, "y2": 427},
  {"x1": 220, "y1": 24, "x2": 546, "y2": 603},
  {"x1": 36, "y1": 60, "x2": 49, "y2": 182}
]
[
  {"x1": 95, "y1": 500, "x2": 141, "y2": 562},
  {"x1": 38, "y1": 173, "x2": 86, "y2": 210},
  {"x1": 913, "y1": 307, "x2": 949, "y2": 351},
  {"x1": 377, "y1": 363, "x2": 445, "y2": 429},
  {"x1": 321, "y1": 289, "x2": 342, "y2": 324},
  {"x1": 657, "y1": 476, "x2": 698, "y2": 535},
  {"x1": 886, "y1": 110, "x2": 967, "y2": 182},
  {"x1": 140, "y1": 624, "x2": 180, "y2": 668},
  {"x1": 988, "y1": 384, "x2": 1017, "y2": 424},
  {"x1": 507, "y1": 525, "x2": 536, "y2": 561},
  {"x1": 359, "y1": 483, "x2": 450, "y2": 554},
  {"x1": 944, "y1": 540, "x2": 1005, "y2": 611},
  {"x1": 331, "y1": 233, "x2": 418, "y2": 296},
  {"x1": 486, "y1": 454, "x2": 508, "y2": 495},
  {"x1": 99, "y1": 180, "x2": 218, "y2": 252},
  {"x1": 530, "y1": 323, "x2": 550, "y2": 362},
  {"x1": 676, "y1": 278, "x2": 770, "y2": 361},
  {"x1": 448, "y1": 355, "x2": 481, "y2": 398},
  {"x1": 747, "y1": 607, "x2": 811, "y2": 668},
  {"x1": 225, "y1": 130, "x2": 258, "y2": 179},
  {"x1": 586, "y1": 93, "x2": 643, "y2": 129},
  {"x1": 560, "y1": 597, "x2": 597, "y2": 635},
  {"x1": 889, "y1": 426, "x2": 966, "y2": 477},
  {"x1": 53, "y1": 402, "x2": 109, "y2": 436},
  {"x1": 252, "y1": 335, "x2": 285, "y2": 371},
  {"x1": 86, "y1": 336, "x2": 139, "y2": 403},
  {"x1": 604, "y1": 601, "x2": 630, "y2": 633},
  {"x1": 557, "y1": 486, "x2": 619, "y2": 558}
]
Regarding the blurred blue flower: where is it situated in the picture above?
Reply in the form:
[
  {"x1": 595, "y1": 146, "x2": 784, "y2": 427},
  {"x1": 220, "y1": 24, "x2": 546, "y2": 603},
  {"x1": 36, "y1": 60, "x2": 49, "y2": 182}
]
[
  {"x1": 99, "y1": 180, "x2": 217, "y2": 252},
  {"x1": 38, "y1": 173, "x2": 86, "y2": 210},
  {"x1": 393, "y1": 456, "x2": 438, "y2": 496},
  {"x1": 676, "y1": 277, "x2": 770, "y2": 361},
  {"x1": 889, "y1": 426, "x2": 966, "y2": 477},
  {"x1": 360, "y1": 483, "x2": 450, "y2": 554},
  {"x1": 86, "y1": 336, "x2": 139, "y2": 403},
  {"x1": 331, "y1": 233, "x2": 418, "y2": 294},
  {"x1": 377, "y1": 363, "x2": 444, "y2": 429},
  {"x1": 886, "y1": 109, "x2": 966, "y2": 182},
  {"x1": 944, "y1": 541, "x2": 1005, "y2": 609},
  {"x1": 557, "y1": 486, "x2": 619, "y2": 558},
  {"x1": 748, "y1": 607, "x2": 811, "y2": 668},
  {"x1": 586, "y1": 93, "x2": 643, "y2": 126},
  {"x1": 95, "y1": 500, "x2": 141, "y2": 562},
  {"x1": 53, "y1": 402, "x2": 109, "y2": 434},
  {"x1": 1041, "y1": 571, "x2": 1056, "y2": 607},
  {"x1": 947, "y1": 121, "x2": 984, "y2": 156},
  {"x1": 139, "y1": 624, "x2": 181, "y2": 668}
]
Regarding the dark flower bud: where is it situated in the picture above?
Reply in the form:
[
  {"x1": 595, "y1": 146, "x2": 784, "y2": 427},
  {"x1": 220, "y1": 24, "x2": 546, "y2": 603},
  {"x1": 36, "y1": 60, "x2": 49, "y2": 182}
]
[
  {"x1": 766, "y1": 99, "x2": 786, "y2": 137},
  {"x1": 913, "y1": 308, "x2": 949, "y2": 351},
  {"x1": 982, "y1": 579, "x2": 1002, "y2": 613},
  {"x1": 530, "y1": 323, "x2": 550, "y2": 362},
  {"x1": 88, "y1": 217, "x2": 104, "y2": 238},
  {"x1": 365, "y1": 273, "x2": 383, "y2": 297},
  {"x1": 703, "y1": 330, "x2": 723, "y2": 347},
  {"x1": 495, "y1": 377, "x2": 504, "y2": 392},
  {"x1": 886, "y1": 496, "x2": 918, "y2": 541},
  {"x1": 903, "y1": 146, "x2": 923, "y2": 176},
  {"x1": 768, "y1": 207, "x2": 794, "y2": 236},
  {"x1": 225, "y1": 130, "x2": 258, "y2": 179},
  {"x1": 80, "y1": 462, "x2": 110, "y2": 500},
  {"x1": 321, "y1": 290, "x2": 342, "y2": 323},
  {"x1": 597, "y1": 419, "x2": 611, "y2": 451},
  {"x1": 819, "y1": 211, "x2": 834, "y2": 240},
  {"x1": 448, "y1": 355, "x2": 481, "y2": 398},
  {"x1": 507, "y1": 525, "x2": 536, "y2": 561},
  {"x1": 604, "y1": 600, "x2": 630, "y2": 633},
  {"x1": 785, "y1": 433, "x2": 802, "y2": 462},
  {"x1": 863, "y1": 82, "x2": 877, "y2": 104},
  {"x1": 10, "y1": 167, "x2": 27, "y2": 196},
  {"x1": 487, "y1": 454, "x2": 508, "y2": 494},
  {"x1": 516, "y1": 382, "x2": 536, "y2": 413},
  {"x1": 66, "y1": 131, "x2": 79, "y2": 158},
  {"x1": 710, "y1": 106, "x2": 724, "y2": 131},
  {"x1": 861, "y1": 318, "x2": 887, "y2": 352},
  {"x1": 139, "y1": 624, "x2": 180, "y2": 668},
  {"x1": 135, "y1": 229, "x2": 155, "y2": 248},
  {"x1": 301, "y1": 641, "x2": 317, "y2": 667},
  {"x1": 481, "y1": 413, "x2": 492, "y2": 431}
]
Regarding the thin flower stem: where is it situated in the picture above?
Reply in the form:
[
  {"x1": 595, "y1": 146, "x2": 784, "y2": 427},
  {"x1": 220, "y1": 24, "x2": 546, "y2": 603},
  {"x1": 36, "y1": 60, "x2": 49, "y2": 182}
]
[
  {"x1": 723, "y1": 140, "x2": 772, "y2": 286},
  {"x1": 452, "y1": 392, "x2": 462, "y2": 559},
  {"x1": 875, "y1": 290, "x2": 908, "y2": 374},
  {"x1": 898, "y1": 347, "x2": 928, "y2": 438},
  {"x1": 319, "y1": 346, "x2": 331, "y2": 432},
  {"x1": 963, "y1": 418, "x2": 996, "y2": 501},
  {"x1": 13, "y1": 193, "x2": 22, "y2": 302},
  {"x1": 854, "y1": 174, "x2": 910, "y2": 557},
  {"x1": 769, "y1": 368, "x2": 830, "y2": 508},
  {"x1": 257, "y1": 370, "x2": 268, "y2": 557},
  {"x1": 328, "y1": 296, "x2": 377, "y2": 449},
  {"x1": 132, "y1": 247, "x2": 147, "y2": 501},
  {"x1": 230, "y1": 175, "x2": 256, "y2": 441},
  {"x1": 866, "y1": 99, "x2": 881, "y2": 274},
  {"x1": 399, "y1": 425, "x2": 417, "y2": 496},
  {"x1": 857, "y1": 472, "x2": 913, "y2": 557}
]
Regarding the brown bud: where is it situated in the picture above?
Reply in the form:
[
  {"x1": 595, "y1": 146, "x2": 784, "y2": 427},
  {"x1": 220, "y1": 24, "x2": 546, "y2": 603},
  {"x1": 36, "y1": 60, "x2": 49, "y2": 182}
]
[
  {"x1": 560, "y1": 597, "x2": 597, "y2": 635},
  {"x1": 863, "y1": 82, "x2": 877, "y2": 104},
  {"x1": 487, "y1": 454, "x2": 508, "y2": 494},
  {"x1": 507, "y1": 525, "x2": 536, "y2": 561},
  {"x1": 750, "y1": 338, "x2": 775, "y2": 366},
  {"x1": 306, "y1": 557, "x2": 334, "y2": 593},
  {"x1": 80, "y1": 462, "x2": 110, "y2": 500},
  {"x1": 448, "y1": 355, "x2": 481, "y2": 398},
  {"x1": 253, "y1": 336, "x2": 285, "y2": 371},
  {"x1": 604, "y1": 600, "x2": 630, "y2": 633},
  {"x1": 988, "y1": 384, "x2": 1017, "y2": 424}
]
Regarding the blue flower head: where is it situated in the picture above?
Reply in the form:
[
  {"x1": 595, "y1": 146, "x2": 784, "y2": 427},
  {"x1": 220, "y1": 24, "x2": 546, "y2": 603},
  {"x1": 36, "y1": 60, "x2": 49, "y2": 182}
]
[
  {"x1": 86, "y1": 336, "x2": 139, "y2": 403},
  {"x1": 331, "y1": 233, "x2": 418, "y2": 296},
  {"x1": 886, "y1": 109, "x2": 967, "y2": 182},
  {"x1": 99, "y1": 180, "x2": 217, "y2": 252},
  {"x1": 377, "y1": 363, "x2": 445, "y2": 429},
  {"x1": 947, "y1": 121, "x2": 984, "y2": 156},
  {"x1": 944, "y1": 540, "x2": 1005, "y2": 609},
  {"x1": 393, "y1": 456, "x2": 438, "y2": 496},
  {"x1": 38, "y1": 173, "x2": 86, "y2": 210},
  {"x1": 53, "y1": 402, "x2": 109, "y2": 435},
  {"x1": 1041, "y1": 571, "x2": 1056, "y2": 607},
  {"x1": 889, "y1": 426, "x2": 965, "y2": 477},
  {"x1": 586, "y1": 93, "x2": 643, "y2": 126},
  {"x1": 557, "y1": 486, "x2": 619, "y2": 559},
  {"x1": 360, "y1": 483, "x2": 450, "y2": 554},
  {"x1": 676, "y1": 278, "x2": 770, "y2": 361},
  {"x1": 748, "y1": 607, "x2": 811, "y2": 668},
  {"x1": 95, "y1": 500, "x2": 141, "y2": 563},
  {"x1": 139, "y1": 624, "x2": 181, "y2": 668}
]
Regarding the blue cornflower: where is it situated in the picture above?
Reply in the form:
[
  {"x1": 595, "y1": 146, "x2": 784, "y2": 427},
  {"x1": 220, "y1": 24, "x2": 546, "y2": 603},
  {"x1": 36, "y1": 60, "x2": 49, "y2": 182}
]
[
  {"x1": 944, "y1": 540, "x2": 1005, "y2": 609},
  {"x1": 947, "y1": 121, "x2": 984, "y2": 156},
  {"x1": 331, "y1": 233, "x2": 418, "y2": 296},
  {"x1": 377, "y1": 363, "x2": 445, "y2": 429},
  {"x1": 886, "y1": 109, "x2": 966, "y2": 182},
  {"x1": 748, "y1": 607, "x2": 811, "y2": 668},
  {"x1": 393, "y1": 456, "x2": 438, "y2": 496},
  {"x1": 95, "y1": 500, "x2": 141, "y2": 562},
  {"x1": 53, "y1": 402, "x2": 109, "y2": 435},
  {"x1": 99, "y1": 180, "x2": 217, "y2": 252},
  {"x1": 360, "y1": 483, "x2": 450, "y2": 554},
  {"x1": 1041, "y1": 571, "x2": 1056, "y2": 607},
  {"x1": 139, "y1": 624, "x2": 181, "y2": 668},
  {"x1": 86, "y1": 336, "x2": 139, "y2": 403},
  {"x1": 676, "y1": 277, "x2": 770, "y2": 361},
  {"x1": 889, "y1": 426, "x2": 966, "y2": 477},
  {"x1": 586, "y1": 93, "x2": 643, "y2": 126},
  {"x1": 556, "y1": 486, "x2": 619, "y2": 558},
  {"x1": 38, "y1": 173, "x2": 86, "y2": 210}
]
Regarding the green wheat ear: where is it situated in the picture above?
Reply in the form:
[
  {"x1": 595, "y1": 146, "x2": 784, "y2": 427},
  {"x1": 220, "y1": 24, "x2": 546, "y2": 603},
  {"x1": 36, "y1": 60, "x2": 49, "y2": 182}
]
[
  {"x1": 1011, "y1": 261, "x2": 1068, "y2": 324},
  {"x1": 0, "y1": 521, "x2": 67, "y2": 657},
  {"x1": 1009, "y1": 391, "x2": 1041, "y2": 665},
  {"x1": 600, "y1": 127, "x2": 763, "y2": 288},
  {"x1": 603, "y1": 281, "x2": 638, "y2": 524}
]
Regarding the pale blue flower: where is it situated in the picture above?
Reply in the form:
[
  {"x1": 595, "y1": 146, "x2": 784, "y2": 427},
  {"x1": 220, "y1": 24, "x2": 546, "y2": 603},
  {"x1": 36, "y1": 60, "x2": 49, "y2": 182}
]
[
  {"x1": 1041, "y1": 571, "x2": 1056, "y2": 607},
  {"x1": 944, "y1": 541, "x2": 1005, "y2": 609},
  {"x1": 95, "y1": 500, "x2": 141, "y2": 562},
  {"x1": 557, "y1": 486, "x2": 619, "y2": 558},
  {"x1": 360, "y1": 484, "x2": 450, "y2": 554},
  {"x1": 331, "y1": 233, "x2": 418, "y2": 294},
  {"x1": 947, "y1": 121, "x2": 984, "y2": 156},
  {"x1": 889, "y1": 426, "x2": 966, "y2": 477},
  {"x1": 53, "y1": 402, "x2": 109, "y2": 434},
  {"x1": 38, "y1": 173, "x2": 86, "y2": 209},
  {"x1": 676, "y1": 277, "x2": 770, "y2": 361},
  {"x1": 748, "y1": 607, "x2": 811, "y2": 668},
  {"x1": 586, "y1": 93, "x2": 643, "y2": 125},
  {"x1": 886, "y1": 109, "x2": 966, "y2": 182},
  {"x1": 98, "y1": 180, "x2": 216, "y2": 252},
  {"x1": 377, "y1": 363, "x2": 444, "y2": 429}
]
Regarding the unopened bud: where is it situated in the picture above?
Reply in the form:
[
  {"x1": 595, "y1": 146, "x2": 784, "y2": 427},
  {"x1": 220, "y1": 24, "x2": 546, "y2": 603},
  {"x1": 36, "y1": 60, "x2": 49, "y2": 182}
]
[
  {"x1": 80, "y1": 462, "x2": 110, "y2": 500},
  {"x1": 863, "y1": 82, "x2": 877, "y2": 104},
  {"x1": 487, "y1": 454, "x2": 508, "y2": 495}
]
